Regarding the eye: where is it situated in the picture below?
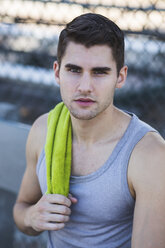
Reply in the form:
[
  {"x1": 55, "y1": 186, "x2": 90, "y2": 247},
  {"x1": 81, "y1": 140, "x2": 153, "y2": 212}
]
[
  {"x1": 93, "y1": 70, "x2": 108, "y2": 75},
  {"x1": 68, "y1": 68, "x2": 81, "y2": 73}
]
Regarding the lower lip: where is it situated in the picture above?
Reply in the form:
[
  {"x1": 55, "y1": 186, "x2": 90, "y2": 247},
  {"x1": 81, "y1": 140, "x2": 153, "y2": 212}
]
[{"x1": 75, "y1": 100, "x2": 95, "y2": 107}]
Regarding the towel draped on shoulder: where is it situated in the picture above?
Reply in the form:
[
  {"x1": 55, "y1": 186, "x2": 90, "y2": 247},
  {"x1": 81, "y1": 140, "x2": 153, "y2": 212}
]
[{"x1": 45, "y1": 102, "x2": 72, "y2": 196}]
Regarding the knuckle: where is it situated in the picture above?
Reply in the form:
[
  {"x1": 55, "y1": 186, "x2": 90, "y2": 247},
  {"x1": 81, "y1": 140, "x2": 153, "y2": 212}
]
[
  {"x1": 59, "y1": 223, "x2": 65, "y2": 229},
  {"x1": 59, "y1": 215, "x2": 66, "y2": 222},
  {"x1": 52, "y1": 224, "x2": 58, "y2": 231},
  {"x1": 67, "y1": 199, "x2": 72, "y2": 207},
  {"x1": 37, "y1": 204, "x2": 45, "y2": 213},
  {"x1": 43, "y1": 194, "x2": 53, "y2": 202},
  {"x1": 58, "y1": 195, "x2": 71, "y2": 206},
  {"x1": 37, "y1": 222, "x2": 44, "y2": 231},
  {"x1": 62, "y1": 206, "x2": 70, "y2": 215},
  {"x1": 37, "y1": 205, "x2": 43, "y2": 213},
  {"x1": 64, "y1": 215, "x2": 69, "y2": 222},
  {"x1": 40, "y1": 214, "x2": 47, "y2": 222},
  {"x1": 54, "y1": 223, "x2": 65, "y2": 231},
  {"x1": 60, "y1": 197, "x2": 67, "y2": 205},
  {"x1": 41, "y1": 194, "x2": 46, "y2": 200},
  {"x1": 41, "y1": 194, "x2": 47, "y2": 201},
  {"x1": 65, "y1": 216, "x2": 70, "y2": 222},
  {"x1": 68, "y1": 208, "x2": 71, "y2": 215},
  {"x1": 59, "y1": 215, "x2": 69, "y2": 222}
]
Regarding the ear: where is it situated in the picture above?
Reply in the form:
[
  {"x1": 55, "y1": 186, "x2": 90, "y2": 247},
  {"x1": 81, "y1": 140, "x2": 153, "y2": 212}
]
[
  {"x1": 53, "y1": 61, "x2": 60, "y2": 86},
  {"x1": 116, "y1": 65, "x2": 128, "y2": 89}
]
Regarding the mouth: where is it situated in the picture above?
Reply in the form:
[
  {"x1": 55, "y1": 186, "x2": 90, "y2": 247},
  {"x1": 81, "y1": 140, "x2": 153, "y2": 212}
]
[{"x1": 74, "y1": 98, "x2": 95, "y2": 107}]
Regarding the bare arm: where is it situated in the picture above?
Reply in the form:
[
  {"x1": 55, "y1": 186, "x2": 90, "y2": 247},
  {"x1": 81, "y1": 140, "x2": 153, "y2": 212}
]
[
  {"x1": 13, "y1": 114, "x2": 77, "y2": 236},
  {"x1": 129, "y1": 132, "x2": 165, "y2": 247}
]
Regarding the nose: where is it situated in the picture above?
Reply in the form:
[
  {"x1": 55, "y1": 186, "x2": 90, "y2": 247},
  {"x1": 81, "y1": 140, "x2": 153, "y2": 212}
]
[{"x1": 77, "y1": 72, "x2": 93, "y2": 93}]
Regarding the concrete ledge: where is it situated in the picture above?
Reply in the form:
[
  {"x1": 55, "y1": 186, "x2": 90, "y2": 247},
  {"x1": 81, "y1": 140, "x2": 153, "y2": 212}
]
[
  {"x1": 0, "y1": 120, "x2": 47, "y2": 247},
  {"x1": 0, "y1": 119, "x2": 30, "y2": 193}
]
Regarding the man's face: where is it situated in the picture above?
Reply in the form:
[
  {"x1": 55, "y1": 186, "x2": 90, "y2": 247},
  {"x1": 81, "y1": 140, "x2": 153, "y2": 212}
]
[{"x1": 54, "y1": 41, "x2": 127, "y2": 120}]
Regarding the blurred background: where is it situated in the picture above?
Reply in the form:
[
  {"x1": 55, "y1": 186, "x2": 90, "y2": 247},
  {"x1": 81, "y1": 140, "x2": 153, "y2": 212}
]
[{"x1": 0, "y1": 0, "x2": 165, "y2": 247}]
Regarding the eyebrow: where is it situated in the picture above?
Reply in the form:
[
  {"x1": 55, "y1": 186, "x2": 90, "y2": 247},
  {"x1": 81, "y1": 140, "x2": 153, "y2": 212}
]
[
  {"x1": 65, "y1": 64, "x2": 112, "y2": 72},
  {"x1": 91, "y1": 67, "x2": 112, "y2": 72},
  {"x1": 65, "y1": 64, "x2": 82, "y2": 70}
]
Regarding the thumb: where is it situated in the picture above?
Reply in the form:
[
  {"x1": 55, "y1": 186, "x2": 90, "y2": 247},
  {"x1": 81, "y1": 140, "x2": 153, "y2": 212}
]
[{"x1": 68, "y1": 193, "x2": 78, "y2": 204}]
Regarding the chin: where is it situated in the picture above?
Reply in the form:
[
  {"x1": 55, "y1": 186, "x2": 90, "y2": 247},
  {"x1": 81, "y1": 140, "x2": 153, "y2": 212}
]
[{"x1": 70, "y1": 110, "x2": 98, "y2": 120}]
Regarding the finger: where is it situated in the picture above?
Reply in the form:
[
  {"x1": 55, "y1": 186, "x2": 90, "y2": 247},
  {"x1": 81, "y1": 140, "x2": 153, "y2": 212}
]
[
  {"x1": 48, "y1": 213, "x2": 70, "y2": 223},
  {"x1": 47, "y1": 204, "x2": 71, "y2": 216},
  {"x1": 39, "y1": 222, "x2": 65, "y2": 231},
  {"x1": 41, "y1": 213, "x2": 69, "y2": 223},
  {"x1": 46, "y1": 194, "x2": 72, "y2": 207},
  {"x1": 38, "y1": 213, "x2": 69, "y2": 225}
]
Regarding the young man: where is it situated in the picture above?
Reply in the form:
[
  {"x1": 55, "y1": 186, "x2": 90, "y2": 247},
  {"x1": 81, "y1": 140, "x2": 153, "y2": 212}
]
[{"x1": 13, "y1": 13, "x2": 165, "y2": 247}]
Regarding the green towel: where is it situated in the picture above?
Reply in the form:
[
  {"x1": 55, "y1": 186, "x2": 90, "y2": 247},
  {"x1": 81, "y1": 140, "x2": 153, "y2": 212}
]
[{"x1": 45, "y1": 102, "x2": 72, "y2": 196}]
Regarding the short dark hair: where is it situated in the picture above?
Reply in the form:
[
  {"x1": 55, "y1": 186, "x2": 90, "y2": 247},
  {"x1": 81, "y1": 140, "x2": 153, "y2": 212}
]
[{"x1": 57, "y1": 13, "x2": 125, "y2": 75}]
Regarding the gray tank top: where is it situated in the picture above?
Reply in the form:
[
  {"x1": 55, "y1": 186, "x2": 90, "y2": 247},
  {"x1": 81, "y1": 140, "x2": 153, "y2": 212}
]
[{"x1": 36, "y1": 112, "x2": 156, "y2": 248}]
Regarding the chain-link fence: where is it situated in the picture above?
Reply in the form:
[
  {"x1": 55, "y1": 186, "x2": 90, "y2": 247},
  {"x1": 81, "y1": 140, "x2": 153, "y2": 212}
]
[
  {"x1": 0, "y1": 0, "x2": 165, "y2": 137},
  {"x1": 0, "y1": 1, "x2": 165, "y2": 247}
]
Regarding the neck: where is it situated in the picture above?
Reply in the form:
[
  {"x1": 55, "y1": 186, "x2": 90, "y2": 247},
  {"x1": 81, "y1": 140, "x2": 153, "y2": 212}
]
[{"x1": 71, "y1": 105, "x2": 125, "y2": 146}]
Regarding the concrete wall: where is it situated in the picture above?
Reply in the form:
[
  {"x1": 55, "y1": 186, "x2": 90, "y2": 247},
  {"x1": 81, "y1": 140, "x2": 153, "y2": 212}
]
[{"x1": 0, "y1": 120, "x2": 46, "y2": 248}]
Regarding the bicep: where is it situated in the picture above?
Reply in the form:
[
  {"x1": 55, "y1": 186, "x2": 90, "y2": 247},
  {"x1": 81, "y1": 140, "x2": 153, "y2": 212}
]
[
  {"x1": 131, "y1": 134, "x2": 165, "y2": 247},
  {"x1": 132, "y1": 181, "x2": 165, "y2": 247},
  {"x1": 16, "y1": 165, "x2": 42, "y2": 205},
  {"x1": 16, "y1": 119, "x2": 45, "y2": 205}
]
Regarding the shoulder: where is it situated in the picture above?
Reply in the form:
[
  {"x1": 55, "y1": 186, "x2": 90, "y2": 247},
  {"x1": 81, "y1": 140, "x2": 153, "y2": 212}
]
[
  {"x1": 31, "y1": 113, "x2": 48, "y2": 137},
  {"x1": 131, "y1": 131, "x2": 165, "y2": 169},
  {"x1": 128, "y1": 131, "x2": 165, "y2": 196},
  {"x1": 132, "y1": 131, "x2": 165, "y2": 158},
  {"x1": 26, "y1": 113, "x2": 49, "y2": 162}
]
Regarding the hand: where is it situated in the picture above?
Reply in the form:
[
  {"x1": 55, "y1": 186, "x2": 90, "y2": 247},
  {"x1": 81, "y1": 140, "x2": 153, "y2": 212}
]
[{"x1": 25, "y1": 194, "x2": 77, "y2": 232}]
